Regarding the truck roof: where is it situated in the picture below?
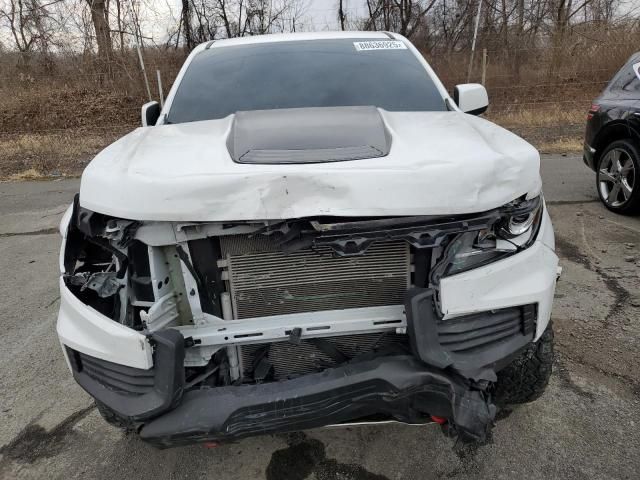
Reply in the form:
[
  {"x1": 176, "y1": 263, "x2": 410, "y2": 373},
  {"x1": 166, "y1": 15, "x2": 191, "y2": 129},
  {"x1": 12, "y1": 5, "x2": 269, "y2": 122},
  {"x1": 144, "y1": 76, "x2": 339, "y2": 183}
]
[{"x1": 195, "y1": 31, "x2": 398, "y2": 52}]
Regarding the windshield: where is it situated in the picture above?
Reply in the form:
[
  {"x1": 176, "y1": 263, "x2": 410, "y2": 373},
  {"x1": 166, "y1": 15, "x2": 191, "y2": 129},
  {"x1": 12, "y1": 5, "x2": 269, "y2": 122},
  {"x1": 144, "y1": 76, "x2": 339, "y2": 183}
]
[{"x1": 166, "y1": 39, "x2": 446, "y2": 124}]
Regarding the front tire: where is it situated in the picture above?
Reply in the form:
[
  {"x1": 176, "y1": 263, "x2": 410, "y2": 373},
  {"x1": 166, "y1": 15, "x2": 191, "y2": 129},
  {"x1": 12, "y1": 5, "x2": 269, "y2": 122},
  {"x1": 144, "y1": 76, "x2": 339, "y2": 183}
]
[
  {"x1": 596, "y1": 139, "x2": 640, "y2": 215},
  {"x1": 494, "y1": 324, "x2": 554, "y2": 406}
]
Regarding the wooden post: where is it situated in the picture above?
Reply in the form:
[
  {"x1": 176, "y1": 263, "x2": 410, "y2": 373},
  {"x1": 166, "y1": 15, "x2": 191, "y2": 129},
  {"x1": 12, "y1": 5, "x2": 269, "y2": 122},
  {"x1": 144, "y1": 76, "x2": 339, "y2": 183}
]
[
  {"x1": 136, "y1": 43, "x2": 152, "y2": 103},
  {"x1": 481, "y1": 48, "x2": 488, "y2": 86},
  {"x1": 157, "y1": 70, "x2": 164, "y2": 108},
  {"x1": 126, "y1": 0, "x2": 152, "y2": 102},
  {"x1": 466, "y1": 0, "x2": 483, "y2": 83}
]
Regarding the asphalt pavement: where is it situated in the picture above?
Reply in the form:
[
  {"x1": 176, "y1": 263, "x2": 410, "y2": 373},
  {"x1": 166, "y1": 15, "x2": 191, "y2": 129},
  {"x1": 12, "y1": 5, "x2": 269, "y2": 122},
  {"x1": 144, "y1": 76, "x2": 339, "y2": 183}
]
[{"x1": 1, "y1": 154, "x2": 639, "y2": 479}]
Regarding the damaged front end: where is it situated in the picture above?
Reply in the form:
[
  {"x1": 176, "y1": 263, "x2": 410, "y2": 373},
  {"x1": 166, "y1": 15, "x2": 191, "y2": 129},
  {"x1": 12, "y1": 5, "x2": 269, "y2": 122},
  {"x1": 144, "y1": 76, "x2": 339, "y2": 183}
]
[{"x1": 58, "y1": 194, "x2": 546, "y2": 447}]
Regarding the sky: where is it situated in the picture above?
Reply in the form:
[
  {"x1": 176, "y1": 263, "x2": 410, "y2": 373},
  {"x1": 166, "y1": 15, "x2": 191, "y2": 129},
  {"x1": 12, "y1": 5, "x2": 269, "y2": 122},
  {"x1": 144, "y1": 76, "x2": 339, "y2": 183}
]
[
  {"x1": 141, "y1": 0, "x2": 640, "y2": 44},
  {"x1": 0, "y1": 0, "x2": 368, "y2": 51},
  {"x1": 288, "y1": 0, "x2": 370, "y2": 29},
  {"x1": 151, "y1": 0, "x2": 368, "y2": 37},
  {"x1": 2, "y1": 0, "x2": 640, "y2": 51}
]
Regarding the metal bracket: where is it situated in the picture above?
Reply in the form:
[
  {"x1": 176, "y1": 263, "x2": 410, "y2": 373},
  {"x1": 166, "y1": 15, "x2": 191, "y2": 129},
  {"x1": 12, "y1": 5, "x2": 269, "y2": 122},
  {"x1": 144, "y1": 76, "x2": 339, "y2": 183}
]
[{"x1": 141, "y1": 293, "x2": 180, "y2": 332}]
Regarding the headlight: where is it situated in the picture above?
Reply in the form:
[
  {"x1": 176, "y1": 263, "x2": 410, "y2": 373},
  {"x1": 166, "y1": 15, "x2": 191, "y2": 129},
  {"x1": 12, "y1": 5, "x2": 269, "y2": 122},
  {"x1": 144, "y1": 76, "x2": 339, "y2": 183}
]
[
  {"x1": 498, "y1": 196, "x2": 543, "y2": 239},
  {"x1": 433, "y1": 195, "x2": 543, "y2": 278},
  {"x1": 444, "y1": 231, "x2": 507, "y2": 275}
]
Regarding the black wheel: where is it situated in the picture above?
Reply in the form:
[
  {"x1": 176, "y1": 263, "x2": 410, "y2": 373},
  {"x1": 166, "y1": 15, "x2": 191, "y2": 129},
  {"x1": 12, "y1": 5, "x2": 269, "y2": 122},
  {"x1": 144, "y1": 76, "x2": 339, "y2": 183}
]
[
  {"x1": 494, "y1": 323, "x2": 554, "y2": 406},
  {"x1": 596, "y1": 139, "x2": 640, "y2": 215},
  {"x1": 95, "y1": 401, "x2": 137, "y2": 434}
]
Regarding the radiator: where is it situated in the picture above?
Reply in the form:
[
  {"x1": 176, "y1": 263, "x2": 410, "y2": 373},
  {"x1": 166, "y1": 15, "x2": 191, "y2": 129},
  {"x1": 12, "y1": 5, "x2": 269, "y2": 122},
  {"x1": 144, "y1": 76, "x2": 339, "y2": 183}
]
[
  {"x1": 219, "y1": 234, "x2": 410, "y2": 381},
  {"x1": 219, "y1": 235, "x2": 410, "y2": 319}
]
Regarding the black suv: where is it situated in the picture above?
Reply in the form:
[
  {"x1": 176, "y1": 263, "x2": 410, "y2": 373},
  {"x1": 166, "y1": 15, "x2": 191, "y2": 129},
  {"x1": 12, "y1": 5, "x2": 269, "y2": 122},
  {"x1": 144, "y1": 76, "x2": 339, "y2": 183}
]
[{"x1": 584, "y1": 52, "x2": 640, "y2": 214}]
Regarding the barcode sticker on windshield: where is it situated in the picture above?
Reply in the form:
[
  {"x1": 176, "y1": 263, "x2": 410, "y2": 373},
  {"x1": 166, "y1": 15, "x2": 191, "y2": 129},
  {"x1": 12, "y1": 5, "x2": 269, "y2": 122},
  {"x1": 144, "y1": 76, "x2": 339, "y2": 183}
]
[{"x1": 354, "y1": 41, "x2": 407, "y2": 51}]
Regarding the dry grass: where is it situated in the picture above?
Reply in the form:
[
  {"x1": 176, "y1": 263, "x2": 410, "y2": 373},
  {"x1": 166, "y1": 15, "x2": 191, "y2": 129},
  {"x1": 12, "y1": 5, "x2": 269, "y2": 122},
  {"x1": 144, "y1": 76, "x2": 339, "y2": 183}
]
[
  {"x1": 487, "y1": 106, "x2": 586, "y2": 154},
  {"x1": 0, "y1": 85, "x2": 140, "y2": 134},
  {"x1": 0, "y1": 131, "x2": 125, "y2": 178},
  {"x1": 0, "y1": 132, "x2": 107, "y2": 158},
  {"x1": 488, "y1": 105, "x2": 586, "y2": 129},
  {"x1": 536, "y1": 137, "x2": 584, "y2": 153},
  {"x1": 4, "y1": 168, "x2": 45, "y2": 181}
]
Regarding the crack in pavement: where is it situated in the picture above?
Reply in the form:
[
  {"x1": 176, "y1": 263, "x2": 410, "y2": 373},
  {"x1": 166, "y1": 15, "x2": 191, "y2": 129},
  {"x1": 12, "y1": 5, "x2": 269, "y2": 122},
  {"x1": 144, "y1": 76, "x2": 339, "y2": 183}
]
[
  {"x1": 601, "y1": 217, "x2": 640, "y2": 234},
  {"x1": 0, "y1": 227, "x2": 58, "y2": 238},
  {"x1": 44, "y1": 296, "x2": 60, "y2": 308},
  {"x1": 558, "y1": 349, "x2": 640, "y2": 397},
  {"x1": 576, "y1": 216, "x2": 633, "y2": 322},
  {"x1": 554, "y1": 235, "x2": 632, "y2": 327},
  {"x1": 554, "y1": 353, "x2": 596, "y2": 401},
  {"x1": 41, "y1": 209, "x2": 67, "y2": 219}
]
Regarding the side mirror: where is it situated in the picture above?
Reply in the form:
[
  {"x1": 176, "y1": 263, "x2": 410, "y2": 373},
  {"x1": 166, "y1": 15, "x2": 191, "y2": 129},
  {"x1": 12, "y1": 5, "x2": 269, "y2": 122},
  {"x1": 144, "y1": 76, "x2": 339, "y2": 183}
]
[
  {"x1": 453, "y1": 84, "x2": 488, "y2": 115},
  {"x1": 141, "y1": 101, "x2": 161, "y2": 127}
]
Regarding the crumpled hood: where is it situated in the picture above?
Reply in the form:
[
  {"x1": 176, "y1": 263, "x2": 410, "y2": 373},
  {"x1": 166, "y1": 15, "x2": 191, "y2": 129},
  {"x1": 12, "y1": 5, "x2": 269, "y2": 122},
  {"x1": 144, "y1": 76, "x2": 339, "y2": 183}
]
[{"x1": 79, "y1": 110, "x2": 541, "y2": 221}]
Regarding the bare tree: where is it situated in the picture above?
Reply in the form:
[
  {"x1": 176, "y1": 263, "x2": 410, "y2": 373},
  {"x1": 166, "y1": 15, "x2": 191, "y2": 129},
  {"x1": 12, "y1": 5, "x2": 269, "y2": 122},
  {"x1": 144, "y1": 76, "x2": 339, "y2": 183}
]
[
  {"x1": 338, "y1": 0, "x2": 347, "y2": 30},
  {"x1": 113, "y1": 0, "x2": 125, "y2": 53},
  {"x1": 175, "y1": 0, "x2": 304, "y2": 42},
  {"x1": 360, "y1": 0, "x2": 437, "y2": 38},
  {"x1": 0, "y1": 0, "x2": 58, "y2": 57},
  {"x1": 548, "y1": 0, "x2": 594, "y2": 76},
  {"x1": 84, "y1": 0, "x2": 112, "y2": 61},
  {"x1": 181, "y1": 0, "x2": 195, "y2": 49}
]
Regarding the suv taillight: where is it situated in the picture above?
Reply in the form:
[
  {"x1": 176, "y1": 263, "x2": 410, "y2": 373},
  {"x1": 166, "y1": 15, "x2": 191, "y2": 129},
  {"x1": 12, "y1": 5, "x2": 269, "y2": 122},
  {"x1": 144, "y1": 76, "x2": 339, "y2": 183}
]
[{"x1": 587, "y1": 103, "x2": 600, "y2": 120}]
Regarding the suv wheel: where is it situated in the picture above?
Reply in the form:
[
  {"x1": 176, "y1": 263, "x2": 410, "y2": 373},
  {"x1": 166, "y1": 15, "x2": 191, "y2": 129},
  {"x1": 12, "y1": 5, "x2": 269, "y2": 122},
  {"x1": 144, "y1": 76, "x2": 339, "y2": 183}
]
[
  {"x1": 493, "y1": 324, "x2": 554, "y2": 406},
  {"x1": 596, "y1": 139, "x2": 640, "y2": 215}
]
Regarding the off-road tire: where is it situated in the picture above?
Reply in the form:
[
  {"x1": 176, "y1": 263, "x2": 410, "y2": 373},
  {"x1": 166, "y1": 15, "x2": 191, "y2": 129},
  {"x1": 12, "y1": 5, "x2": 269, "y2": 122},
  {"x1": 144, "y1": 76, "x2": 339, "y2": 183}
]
[
  {"x1": 95, "y1": 401, "x2": 137, "y2": 434},
  {"x1": 494, "y1": 323, "x2": 554, "y2": 406}
]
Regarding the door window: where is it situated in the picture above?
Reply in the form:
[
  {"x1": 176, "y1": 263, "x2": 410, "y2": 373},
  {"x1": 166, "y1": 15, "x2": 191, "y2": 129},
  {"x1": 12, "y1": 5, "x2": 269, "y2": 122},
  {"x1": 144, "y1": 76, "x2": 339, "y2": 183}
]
[{"x1": 608, "y1": 62, "x2": 640, "y2": 96}]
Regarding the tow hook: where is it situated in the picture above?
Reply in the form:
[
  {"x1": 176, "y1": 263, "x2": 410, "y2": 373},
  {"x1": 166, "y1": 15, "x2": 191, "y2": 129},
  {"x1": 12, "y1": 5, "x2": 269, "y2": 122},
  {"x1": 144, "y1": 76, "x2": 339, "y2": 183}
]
[{"x1": 431, "y1": 415, "x2": 447, "y2": 425}]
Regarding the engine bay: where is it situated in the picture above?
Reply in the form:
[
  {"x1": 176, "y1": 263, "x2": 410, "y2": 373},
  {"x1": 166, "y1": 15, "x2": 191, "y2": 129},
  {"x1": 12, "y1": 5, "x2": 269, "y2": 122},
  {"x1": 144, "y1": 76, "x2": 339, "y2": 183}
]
[{"x1": 62, "y1": 194, "x2": 542, "y2": 388}]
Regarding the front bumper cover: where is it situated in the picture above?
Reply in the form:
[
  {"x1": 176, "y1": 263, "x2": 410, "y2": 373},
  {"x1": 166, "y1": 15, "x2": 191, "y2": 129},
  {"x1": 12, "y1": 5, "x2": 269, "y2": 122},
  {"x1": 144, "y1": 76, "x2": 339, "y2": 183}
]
[
  {"x1": 139, "y1": 355, "x2": 495, "y2": 448},
  {"x1": 67, "y1": 329, "x2": 185, "y2": 421},
  {"x1": 406, "y1": 289, "x2": 536, "y2": 380},
  {"x1": 65, "y1": 290, "x2": 539, "y2": 447}
]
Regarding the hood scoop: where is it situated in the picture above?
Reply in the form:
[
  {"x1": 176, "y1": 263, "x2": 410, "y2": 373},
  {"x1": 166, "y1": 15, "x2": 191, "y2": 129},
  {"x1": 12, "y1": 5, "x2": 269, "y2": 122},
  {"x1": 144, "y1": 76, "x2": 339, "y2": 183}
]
[{"x1": 227, "y1": 106, "x2": 391, "y2": 164}]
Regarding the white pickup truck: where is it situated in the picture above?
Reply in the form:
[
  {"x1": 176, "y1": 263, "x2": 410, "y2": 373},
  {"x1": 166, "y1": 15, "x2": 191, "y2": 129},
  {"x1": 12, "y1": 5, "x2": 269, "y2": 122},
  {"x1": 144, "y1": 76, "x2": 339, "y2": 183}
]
[{"x1": 57, "y1": 31, "x2": 558, "y2": 448}]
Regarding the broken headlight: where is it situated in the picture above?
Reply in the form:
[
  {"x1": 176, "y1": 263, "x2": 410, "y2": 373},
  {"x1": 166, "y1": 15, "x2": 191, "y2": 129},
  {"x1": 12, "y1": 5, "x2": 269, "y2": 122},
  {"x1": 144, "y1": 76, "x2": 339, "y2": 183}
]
[
  {"x1": 436, "y1": 195, "x2": 543, "y2": 277},
  {"x1": 62, "y1": 197, "x2": 139, "y2": 322}
]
